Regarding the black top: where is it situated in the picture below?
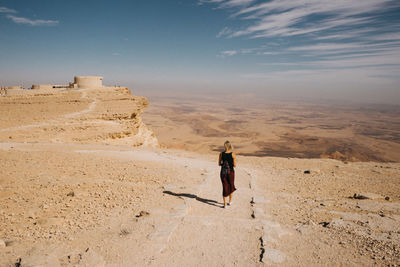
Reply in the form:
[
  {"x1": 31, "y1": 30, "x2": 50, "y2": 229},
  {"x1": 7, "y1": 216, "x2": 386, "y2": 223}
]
[{"x1": 221, "y1": 152, "x2": 234, "y2": 171}]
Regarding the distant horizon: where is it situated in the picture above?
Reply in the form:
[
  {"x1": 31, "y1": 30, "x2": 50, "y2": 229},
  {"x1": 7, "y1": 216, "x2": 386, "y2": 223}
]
[
  {"x1": 1, "y1": 0, "x2": 399, "y2": 105},
  {"x1": 2, "y1": 76, "x2": 400, "y2": 106}
]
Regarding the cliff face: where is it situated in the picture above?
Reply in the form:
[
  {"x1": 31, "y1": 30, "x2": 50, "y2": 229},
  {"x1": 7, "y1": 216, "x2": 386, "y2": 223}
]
[{"x1": 0, "y1": 86, "x2": 159, "y2": 147}]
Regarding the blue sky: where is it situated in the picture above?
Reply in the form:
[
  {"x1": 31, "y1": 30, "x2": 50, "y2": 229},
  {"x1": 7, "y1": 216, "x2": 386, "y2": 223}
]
[{"x1": 1, "y1": 0, "x2": 399, "y2": 104}]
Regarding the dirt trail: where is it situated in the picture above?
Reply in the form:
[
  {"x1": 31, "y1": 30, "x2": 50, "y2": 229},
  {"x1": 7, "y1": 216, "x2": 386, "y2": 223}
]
[
  {"x1": 58, "y1": 145, "x2": 290, "y2": 266},
  {"x1": 0, "y1": 142, "x2": 291, "y2": 266}
]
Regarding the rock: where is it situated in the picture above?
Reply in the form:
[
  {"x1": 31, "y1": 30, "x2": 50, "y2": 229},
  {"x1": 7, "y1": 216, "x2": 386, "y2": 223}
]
[
  {"x1": 351, "y1": 193, "x2": 369, "y2": 200},
  {"x1": 67, "y1": 191, "x2": 75, "y2": 197},
  {"x1": 351, "y1": 192, "x2": 383, "y2": 200},
  {"x1": 385, "y1": 196, "x2": 390, "y2": 201},
  {"x1": 136, "y1": 210, "x2": 150, "y2": 218},
  {"x1": 0, "y1": 239, "x2": 6, "y2": 248},
  {"x1": 304, "y1": 170, "x2": 311, "y2": 174},
  {"x1": 319, "y1": 221, "x2": 330, "y2": 227}
]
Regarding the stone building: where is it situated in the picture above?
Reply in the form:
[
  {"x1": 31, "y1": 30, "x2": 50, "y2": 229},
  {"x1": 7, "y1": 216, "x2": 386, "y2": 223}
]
[{"x1": 72, "y1": 76, "x2": 103, "y2": 89}]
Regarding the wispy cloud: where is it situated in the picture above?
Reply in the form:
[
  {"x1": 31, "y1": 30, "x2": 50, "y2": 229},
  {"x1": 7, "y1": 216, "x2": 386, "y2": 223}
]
[
  {"x1": 1, "y1": 6, "x2": 59, "y2": 26},
  {"x1": 203, "y1": 0, "x2": 400, "y2": 86},
  {"x1": 232, "y1": 0, "x2": 397, "y2": 37},
  {"x1": 220, "y1": 0, "x2": 256, "y2": 8},
  {"x1": 220, "y1": 50, "x2": 237, "y2": 56},
  {"x1": 216, "y1": 27, "x2": 232, "y2": 38},
  {"x1": 6, "y1": 15, "x2": 58, "y2": 26},
  {"x1": 0, "y1": 6, "x2": 16, "y2": 13}
]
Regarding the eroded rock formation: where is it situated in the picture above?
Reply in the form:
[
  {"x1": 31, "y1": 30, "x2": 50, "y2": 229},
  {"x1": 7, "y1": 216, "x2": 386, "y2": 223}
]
[{"x1": 0, "y1": 86, "x2": 158, "y2": 147}]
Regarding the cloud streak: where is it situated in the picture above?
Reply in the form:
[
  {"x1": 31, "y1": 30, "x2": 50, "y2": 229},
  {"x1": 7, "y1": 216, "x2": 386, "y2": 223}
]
[
  {"x1": 202, "y1": 0, "x2": 400, "y2": 88},
  {"x1": 0, "y1": 6, "x2": 59, "y2": 26},
  {"x1": 6, "y1": 15, "x2": 58, "y2": 26},
  {"x1": 220, "y1": 50, "x2": 238, "y2": 56},
  {"x1": 0, "y1": 6, "x2": 17, "y2": 13}
]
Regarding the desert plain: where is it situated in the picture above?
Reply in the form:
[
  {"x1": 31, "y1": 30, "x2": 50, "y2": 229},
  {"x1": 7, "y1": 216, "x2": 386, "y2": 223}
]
[{"x1": 0, "y1": 86, "x2": 399, "y2": 266}]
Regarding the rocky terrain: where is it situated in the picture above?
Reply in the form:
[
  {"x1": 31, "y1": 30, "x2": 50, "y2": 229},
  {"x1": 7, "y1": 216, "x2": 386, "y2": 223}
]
[
  {"x1": 0, "y1": 87, "x2": 158, "y2": 147},
  {"x1": 0, "y1": 88, "x2": 399, "y2": 266}
]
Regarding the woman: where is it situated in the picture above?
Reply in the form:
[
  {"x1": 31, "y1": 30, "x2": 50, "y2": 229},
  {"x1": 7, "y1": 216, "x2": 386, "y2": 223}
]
[{"x1": 218, "y1": 140, "x2": 237, "y2": 208}]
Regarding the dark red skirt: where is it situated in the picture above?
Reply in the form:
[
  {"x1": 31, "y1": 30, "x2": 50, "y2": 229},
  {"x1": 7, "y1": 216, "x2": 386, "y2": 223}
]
[{"x1": 220, "y1": 171, "x2": 236, "y2": 197}]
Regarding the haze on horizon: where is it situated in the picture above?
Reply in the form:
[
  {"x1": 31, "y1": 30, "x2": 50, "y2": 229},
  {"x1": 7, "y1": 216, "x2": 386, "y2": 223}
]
[{"x1": 0, "y1": 0, "x2": 399, "y2": 104}]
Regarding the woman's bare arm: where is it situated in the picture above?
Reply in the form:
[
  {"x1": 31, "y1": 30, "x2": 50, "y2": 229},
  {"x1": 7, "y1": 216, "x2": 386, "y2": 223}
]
[{"x1": 232, "y1": 153, "x2": 237, "y2": 167}]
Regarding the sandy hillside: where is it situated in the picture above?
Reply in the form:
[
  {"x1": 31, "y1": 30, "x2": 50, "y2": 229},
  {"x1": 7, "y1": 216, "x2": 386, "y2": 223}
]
[{"x1": 0, "y1": 88, "x2": 399, "y2": 266}]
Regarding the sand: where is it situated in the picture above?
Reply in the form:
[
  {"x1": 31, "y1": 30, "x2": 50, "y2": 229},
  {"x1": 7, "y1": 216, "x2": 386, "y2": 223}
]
[{"x1": 0, "y1": 87, "x2": 399, "y2": 266}]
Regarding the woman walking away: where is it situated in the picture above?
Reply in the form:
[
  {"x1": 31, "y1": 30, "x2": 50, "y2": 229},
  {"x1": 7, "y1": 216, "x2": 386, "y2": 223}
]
[{"x1": 219, "y1": 140, "x2": 237, "y2": 208}]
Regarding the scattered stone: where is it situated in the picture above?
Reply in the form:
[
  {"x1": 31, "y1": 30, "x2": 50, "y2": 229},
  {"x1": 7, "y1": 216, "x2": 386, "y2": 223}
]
[
  {"x1": 0, "y1": 239, "x2": 6, "y2": 248},
  {"x1": 120, "y1": 229, "x2": 130, "y2": 236},
  {"x1": 67, "y1": 191, "x2": 75, "y2": 197},
  {"x1": 319, "y1": 221, "x2": 330, "y2": 227},
  {"x1": 136, "y1": 210, "x2": 150, "y2": 218},
  {"x1": 385, "y1": 196, "x2": 390, "y2": 201},
  {"x1": 351, "y1": 192, "x2": 384, "y2": 200},
  {"x1": 351, "y1": 193, "x2": 369, "y2": 200},
  {"x1": 304, "y1": 170, "x2": 310, "y2": 174}
]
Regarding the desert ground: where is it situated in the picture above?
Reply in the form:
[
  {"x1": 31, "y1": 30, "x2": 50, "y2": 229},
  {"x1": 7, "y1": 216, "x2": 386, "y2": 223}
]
[
  {"x1": 142, "y1": 94, "x2": 400, "y2": 162},
  {"x1": 0, "y1": 87, "x2": 399, "y2": 266}
]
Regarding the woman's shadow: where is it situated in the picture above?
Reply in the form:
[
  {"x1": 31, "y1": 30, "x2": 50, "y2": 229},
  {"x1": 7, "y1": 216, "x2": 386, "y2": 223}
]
[{"x1": 163, "y1": 191, "x2": 222, "y2": 208}]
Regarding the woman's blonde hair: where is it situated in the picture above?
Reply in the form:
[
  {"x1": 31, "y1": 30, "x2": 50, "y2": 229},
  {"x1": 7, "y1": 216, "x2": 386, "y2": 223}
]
[{"x1": 224, "y1": 140, "x2": 233, "y2": 152}]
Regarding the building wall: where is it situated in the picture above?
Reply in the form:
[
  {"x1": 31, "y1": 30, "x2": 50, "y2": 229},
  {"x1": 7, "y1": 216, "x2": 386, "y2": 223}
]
[
  {"x1": 74, "y1": 76, "x2": 103, "y2": 89},
  {"x1": 31, "y1": 84, "x2": 53, "y2": 89}
]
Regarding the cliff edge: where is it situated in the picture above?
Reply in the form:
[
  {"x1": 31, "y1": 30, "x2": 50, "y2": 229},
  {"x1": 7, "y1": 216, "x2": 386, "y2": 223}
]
[{"x1": 0, "y1": 86, "x2": 158, "y2": 147}]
